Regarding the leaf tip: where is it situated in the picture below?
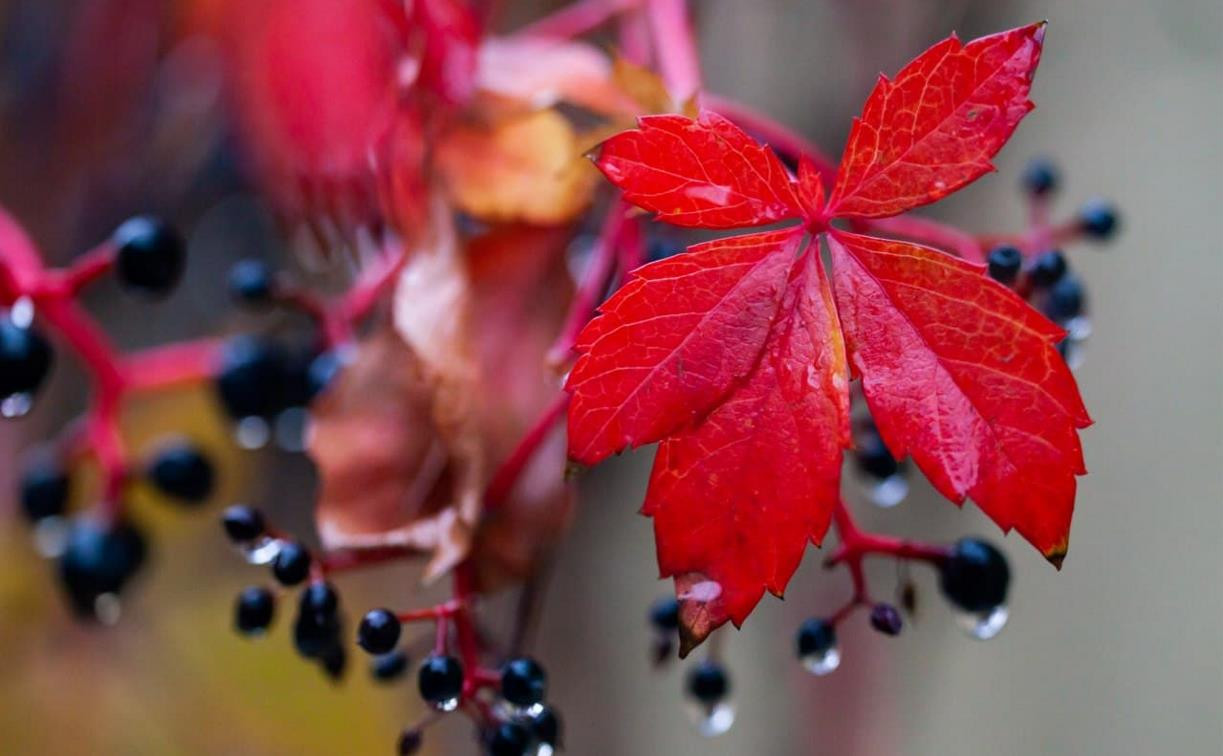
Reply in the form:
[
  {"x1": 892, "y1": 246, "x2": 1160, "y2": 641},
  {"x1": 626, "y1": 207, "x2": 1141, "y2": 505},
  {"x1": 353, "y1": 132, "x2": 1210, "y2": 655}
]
[{"x1": 1045, "y1": 541, "x2": 1068, "y2": 570}]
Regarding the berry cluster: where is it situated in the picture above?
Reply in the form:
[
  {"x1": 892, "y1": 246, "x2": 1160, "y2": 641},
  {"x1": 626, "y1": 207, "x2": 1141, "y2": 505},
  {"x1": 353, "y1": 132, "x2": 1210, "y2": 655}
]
[
  {"x1": 223, "y1": 502, "x2": 562, "y2": 755},
  {"x1": 1, "y1": 210, "x2": 228, "y2": 622}
]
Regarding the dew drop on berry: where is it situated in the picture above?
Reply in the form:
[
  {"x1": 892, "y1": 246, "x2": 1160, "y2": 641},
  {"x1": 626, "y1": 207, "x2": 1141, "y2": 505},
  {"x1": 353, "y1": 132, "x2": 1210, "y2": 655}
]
[
  {"x1": 93, "y1": 592, "x2": 123, "y2": 626},
  {"x1": 956, "y1": 604, "x2": 1009, "y2": 640},
  {"x1": 33, "y1": 516, "x2": 69, "y2": 558},
  {"x1": 9, "y1": 296, "x2": 34, "y2": 328},
  {"x1": 2, "y1": 392, "x2": 33, "y2": 418},
  {"x1": 234, "y1": 416, "x2": 271, "y2": 449},
  {"x1": 868, "y1": 473, "x2": 909, "y2": 508},
  {"x1": 238, "y1": 536, "x2": 283, "y2": 565},
  {"x1": 801, "y1": 644, "x2": 841, "y2": 676},
  {"x1": 433, "y1": 696, "x2": 460, "y2": 713},
  {"x1": 686, "y1": 700, "x2": 736, "y2": 737}
]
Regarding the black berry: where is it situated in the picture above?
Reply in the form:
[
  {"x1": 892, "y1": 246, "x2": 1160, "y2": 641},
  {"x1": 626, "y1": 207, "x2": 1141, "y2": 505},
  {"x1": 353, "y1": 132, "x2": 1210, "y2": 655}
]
[
  {"x1": 299, "y1": 580, "x2": 339, "y2": 623},
  {"x1": 320, "y1": 643, "x2": 348, "y2": 680},
  {"x1": 986, "y1": 245, "x2": 1023, "y2": 284},
  {"x1": 272, "y1": 541, "x2": 311, "y2": 586},
  {"x1": 1045, "y1": 275, "x2": 1086, "y2": 321},
  {"x1": 1079, "y1": 198, "x2": 1119, "y2": 240},
  {"x1": 147, "y1": 441, "x2": 214, "y2": 503},
  {"x1": 855, "y1": 427, "x2": 900, "y2": 480},
  {"x1": 371, "y1": 650, "x2": 409, "y2": 682},
  {"x1": 418, "y1": 654, "x2": 463, "y2": 706},
  {"x1": 649, "y1": 596, "x2": 680, "y2": 632},
  {"x1": 0, "y1": 318, "x2": 53, "y2": 399},
  {"x1": 487, "y1": 722, "x2": 532, "y2": 756},
  {"x1": 869, "y1": 603, "x2": 903, "y2": 636},
  {"x1": 500, "y1": 657, "x2": 547, "y2": 707},
  {"x1": 939, "y1": 538, "x2": 1010, "y2": 613},
  {"x1": 20, "y1": 458, "x2": 70, "y2": 522},
  {"x1": 234, "y1": 586, "x2": 275, "y2": 634},
  {"x1": 293, "y1": 606, "x2": 341, "y2": 659},
  {"x1": 221, "y1": 505, "x2": 265, "y2": 543},
  {"x1": 58, "y1": 517, "x2": 147, "y2": 617},
  {"x1": 357, "y1": 608, "x2": 401, "y2": 655},
  {"x1": 1028, "y1": 250, "x2": 1068, "y2": 287},
  {"x1": 795, "y1": 617, "x2": 836, "y2": 659},
  {"x1": 112, "y1": 216, "x2": 185, "y2": 297},
  {"x1": 228, "y1": 259, "x2": 276, "y2": 306},
  {"x1": 529, "y1": 706, "x2": 561, "y2": 746},
  {"x1": 1021, "y1": 157, "x2": 1059, "y2": 196},
  {"x1": 215, "y1": 336, "x2": 288, "y2": 419},
  {"x1": 686, "y1": 660, "x2": 729, "y2": 704}
]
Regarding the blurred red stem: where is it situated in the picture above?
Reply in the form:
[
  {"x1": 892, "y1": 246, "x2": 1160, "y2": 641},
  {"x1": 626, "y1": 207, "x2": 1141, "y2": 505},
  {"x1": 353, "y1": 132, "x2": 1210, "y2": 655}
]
[
  {"x1": 519, "y1": 0, "x2": 638, "y2": 38},
  {"x1": 647, "y1": 0, "x2": 700, "y2": 101}
]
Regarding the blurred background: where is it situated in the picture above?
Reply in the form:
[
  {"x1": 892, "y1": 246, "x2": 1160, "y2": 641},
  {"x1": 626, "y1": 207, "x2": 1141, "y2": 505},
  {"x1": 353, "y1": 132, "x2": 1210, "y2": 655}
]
[{"x1": 0, "y1": 0, "x2": 1219, "y2": 754}]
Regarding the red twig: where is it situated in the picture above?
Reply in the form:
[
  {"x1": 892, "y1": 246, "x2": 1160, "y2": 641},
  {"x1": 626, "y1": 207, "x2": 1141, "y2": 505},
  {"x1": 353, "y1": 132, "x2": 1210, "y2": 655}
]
[
  {"x1": 518, "y1": 0, "x2": 638, "y2": 39},
  {"x1": 485, "y1": 393, "x2": 570, "y2": 511},
  {"x1": 546, "y1": 196, "x2": 632, "y2": 367},
  {"x1": 646, "y1": 0, "x2": 700, "y2": 102}
]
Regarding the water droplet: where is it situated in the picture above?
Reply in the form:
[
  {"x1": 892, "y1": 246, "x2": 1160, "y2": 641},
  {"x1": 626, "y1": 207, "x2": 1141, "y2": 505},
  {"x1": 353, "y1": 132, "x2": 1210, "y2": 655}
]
[
  {"x1": 1064, "y1": 315, "x2": 1092, "y2": 341},
  {"x1": 686, "y1": 701, "x2": 735, "y2": 737},
  {"x1": 869, "y1": 473, "x2": 909, "y2": 508},
  {"x1": 274, "y1": 407, "x2": 309, "y2": 452},
  {"x1": 94, "y1": 593, "x2": 122, "y2": 625},
  {"x1": 9, "y1": 296, "x2": 34, "y2": 328},
  {"x1": 33, "y1": 516, "x2": 69, "y2": 558},
  {"x1": 1, "y1": 393, "x2": 33, "y2": 418},
  {"x1": 957, "y1": 605, "x2": 1008, "y2": 640},
  {"x1": 432, "y1": 696, "x2": 460, "y2": 713},
  {"x1": 234, "y1": 416, "x2": 270, "y2": 449},
  {"x1": 537, "y1": 745, "x2": 555, "y2": 756},
  {"x1": 800, "y1": 645, "x2": 842, "y2": 676},
  {"x1": 239, "y1": 536, "x2": 282, "y2": 565}
]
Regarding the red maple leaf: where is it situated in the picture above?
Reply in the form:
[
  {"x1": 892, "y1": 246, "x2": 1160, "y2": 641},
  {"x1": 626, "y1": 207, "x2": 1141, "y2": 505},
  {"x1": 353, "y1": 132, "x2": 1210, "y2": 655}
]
[{"x1": 566, "y1": 22, "x2": 1090, "y2": 651}]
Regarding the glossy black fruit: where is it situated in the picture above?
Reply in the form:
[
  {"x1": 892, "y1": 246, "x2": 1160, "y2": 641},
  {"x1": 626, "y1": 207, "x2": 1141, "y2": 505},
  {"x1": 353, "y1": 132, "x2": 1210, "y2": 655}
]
[
  {"x1": 0, "y1": 318, "x2": 53, "y2": 399},
  {"x1": 371, "y1": 650, "x2": 409, "y2": 682},
  {"x1": 1021, "y1": 157, "x2": 1059, "y2": 196},
  {"x1": 272, "y1": 541, "x2": 311, "y2": 586},
  {"x1": 487, "y1": 722, "x2": 532, "y2": 756},
  {"x1": 1045, "y1": 275, "x2": 1086, "y2": 321},
  {"x1": 234, "y1": 586, "x2": 275, "y2": 634},
  {"x1": 986, "y1": 245, "x2": 1023, "y2": 284},
  {"x1": 500, "y1": 657, "x2": 547, "y2": 707},
  {"x1": 20, "y1": 458, "x2": 70, "y2": 522},
  {"x1": 228, "y1": 259, "x2": 275, "y2": 305},
  {"x1": 58, "y1": 517, "x2": 147, "y2": 617},
  {"x1": 357, "y1": 608, "x2": 402, "y2": 655},
  {"x1": 939, "y1": 538, "x2": 1010, "y2": 613},
  {"x1": 147, "y1": 441, "x2": 214, "y2": 503},
  {"x1": 795, "y1": 617, "x2": 836, "y2": 658},
  {"x1": 1028, "y1": 250, "x2": 1068, "y2": 287},
  {"x1": 113, "y1": 216, "x2": 185, "y2": 297},
  {"x1": 221, "y1": 504, "x2": 265, "y2": 543},
  {"x1": 686, "y1": 660, "x2": 729, "y2": 704},
  {"x1": 215, "y1": 336, "x2": 288, "y2": 419},
  {"x1": 418, "y1": 654, "x2": 463, "y2": 706},
  {"x1": 649, "y1": 596, "x2": 680, "y2": 632},
  {"x1": 1079, "y1": 198, "x2": 1119, "y2": 240},
  {"x1": 299, "y1": 581, "x2": 339, "y2": 623}
]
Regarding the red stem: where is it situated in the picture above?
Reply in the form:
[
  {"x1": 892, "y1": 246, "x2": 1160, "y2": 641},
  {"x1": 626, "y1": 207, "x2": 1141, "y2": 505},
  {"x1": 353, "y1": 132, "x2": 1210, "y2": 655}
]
[
  {"x1": 518, "y1": 0, "x2": 638, "y2": 39},
  {"x1": 646, "y1": 0, "x2": 700, "y2": 102},
  {"x1": 546, "y1": 196, "x2": 631, "y2": 367},
  {"x1": 485, "y1": 393, "x2": 570, "y2": 512}
]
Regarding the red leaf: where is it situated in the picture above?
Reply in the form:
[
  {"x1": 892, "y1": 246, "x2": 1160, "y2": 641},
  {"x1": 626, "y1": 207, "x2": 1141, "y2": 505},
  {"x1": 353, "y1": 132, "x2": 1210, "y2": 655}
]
[
  {"x1": 827, "y1": 230, "x2": 1089, "y2": 563},
  {"x1": 566, "y1": 229, "x2": 801, "y2": 465},
  {"x1": 593, "y1": 111, "x2": 802, "y2": 229},
  {"x1": 827, "y1": 23, "x2": 1045, "y2": 219},
  {"x1": 643, "y1": 250, "x2": 850, "y2": 653}
]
